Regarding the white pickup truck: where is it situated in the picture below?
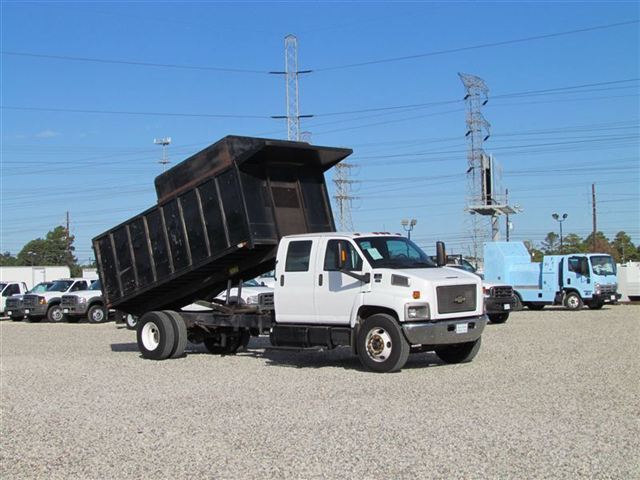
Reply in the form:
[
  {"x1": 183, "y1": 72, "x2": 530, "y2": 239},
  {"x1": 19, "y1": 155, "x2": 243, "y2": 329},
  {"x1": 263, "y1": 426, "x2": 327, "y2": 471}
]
[
  {"x1": 136, "y1": 233, "x2": 487, "y2": 373},
  {"x1": 22, "y1": 278, "x2": 93, "y2": 322},
  {"x1": 5, "y1": 282, "x2": 52, "y2": 321},
  {"x1": 61, "y1": 280, "x2": 108, "y2": 323},
  {"x1": 1, "y1": 281, "x2": 28, "y2": 315}
]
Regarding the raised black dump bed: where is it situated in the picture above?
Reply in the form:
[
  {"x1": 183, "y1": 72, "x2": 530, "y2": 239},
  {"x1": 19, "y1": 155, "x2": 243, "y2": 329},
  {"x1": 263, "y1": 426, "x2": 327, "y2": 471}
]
[{"x1": 93, "y1": 135, "x2": 352, "y2": 315}]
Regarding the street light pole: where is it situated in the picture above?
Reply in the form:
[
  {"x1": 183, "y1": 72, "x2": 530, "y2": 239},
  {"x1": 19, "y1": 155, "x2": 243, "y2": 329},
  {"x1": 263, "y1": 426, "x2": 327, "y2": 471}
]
[
  {"x1": 552, "y1": 213, "x2": 568, "y2": 254},
  {"x1": 401, "y1": 218, "x2": 417, "y2": 240}
]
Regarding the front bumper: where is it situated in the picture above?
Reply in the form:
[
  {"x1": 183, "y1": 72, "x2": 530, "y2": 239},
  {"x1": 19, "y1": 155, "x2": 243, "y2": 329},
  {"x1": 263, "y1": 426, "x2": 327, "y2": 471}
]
[
  {"x1": 24, "y1": 305, "x2": 47, "y2": 317},
  {"x1": 593, "y1": 292, "x2": 622, "y2": 304},
  {"x1": 7, "y1": 308, "x2": 25, "y2": 318},
  {"x1": 402, "y1": 315, "x2": 487, "y2": 346},
  {"x1": 484, "y1": 296, "x2": 517, "y2": 313},
  {"x1": 62, "y1": 304, "x2": 89, "y2": 316}
]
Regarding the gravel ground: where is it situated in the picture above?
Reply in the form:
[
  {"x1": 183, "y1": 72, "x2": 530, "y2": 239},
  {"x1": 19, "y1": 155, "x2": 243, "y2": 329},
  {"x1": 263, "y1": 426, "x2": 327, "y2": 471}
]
[{"x1": 1, "y1": 305, "x2": 639, "y2": 479}]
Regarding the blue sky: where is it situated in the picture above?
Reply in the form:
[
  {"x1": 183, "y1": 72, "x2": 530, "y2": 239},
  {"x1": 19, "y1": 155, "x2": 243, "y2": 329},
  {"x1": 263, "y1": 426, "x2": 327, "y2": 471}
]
[{"x1": 1, "y1": 1, "x2": 638, "y2": 263}]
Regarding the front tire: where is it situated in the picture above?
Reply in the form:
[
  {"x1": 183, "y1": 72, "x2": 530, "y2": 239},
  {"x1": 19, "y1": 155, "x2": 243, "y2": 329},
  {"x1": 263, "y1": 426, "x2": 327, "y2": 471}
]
[
  {"x1": 488, "y1": 313, "x2": 509, "y2": 324},
  {"x1": 564, "y1": 292, "x2": 583, "y2": 310},
  {"x1": 356, "y1": 314, "x2": 409, "y2": 373},
  {"x1": 88, "y1": 305, "x2": 107, "y2": 323},
  {"x1": 47, "y1": 305, "x2": 65, "y2": 323},
  {"x1": 136, "y1": 311, "x2": 175, "y2": 360},
  {"x1": 587, "y1": 299, "x2": 604, "y2": 310},
  {"x1": 435, "y1": 337, "x2": 482, "y2": 364}
]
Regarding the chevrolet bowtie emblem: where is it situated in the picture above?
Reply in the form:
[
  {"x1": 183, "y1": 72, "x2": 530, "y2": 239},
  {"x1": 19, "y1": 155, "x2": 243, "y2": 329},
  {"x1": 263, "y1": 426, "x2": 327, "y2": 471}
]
[{"x1": 454, "y1": 295, "x2": 466, "y2": 304}]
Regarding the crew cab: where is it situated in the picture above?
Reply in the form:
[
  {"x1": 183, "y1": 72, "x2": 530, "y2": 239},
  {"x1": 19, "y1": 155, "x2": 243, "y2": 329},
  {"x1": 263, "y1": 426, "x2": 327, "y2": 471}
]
[
  {"x1": 6, "y1": 282, "x2": 52, "y2": 321},
  {"x1": 61, "y1": 280, "x2": 108, "y2": 323},
  {"x1": 1, "y1": 281, "x2": 28, "y2": 315},
  {"x1": 23, "y1": 278, "x2": 93, "y2": 322}
]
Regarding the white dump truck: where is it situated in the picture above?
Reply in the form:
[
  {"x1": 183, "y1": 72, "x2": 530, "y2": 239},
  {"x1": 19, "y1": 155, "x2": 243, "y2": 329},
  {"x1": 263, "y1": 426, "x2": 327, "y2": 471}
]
[{"x1": 93, "y1": 136, "x2": 486, "y2": 373}]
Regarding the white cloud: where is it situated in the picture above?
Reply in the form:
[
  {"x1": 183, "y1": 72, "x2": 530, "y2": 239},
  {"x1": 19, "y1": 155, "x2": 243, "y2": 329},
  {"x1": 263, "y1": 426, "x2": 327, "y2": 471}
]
[{"x1": 35, "y1": 129, "x2": 60, "y2": 139}]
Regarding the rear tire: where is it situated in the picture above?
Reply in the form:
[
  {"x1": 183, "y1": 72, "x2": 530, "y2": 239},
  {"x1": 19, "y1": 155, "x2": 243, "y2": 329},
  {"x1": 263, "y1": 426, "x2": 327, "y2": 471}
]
[
  {"x1": 513, "y1": 293, "x2": 523, "y2": 311},
  {"x1": 564, "y1": 292, "x2": 583, "y2": 310},
  {"x1": 356, "y1": 314, "x2": 409, "y2": 373},
  {"x1": 435, "y1": 337, "x2": 482, "y2": 364},
  {"x1": 162, "y1": 310, "x2": 188, "y2": 358},
  {"x1": 47, "y1": 305, "x2": 65, "y2": 323},
  {"x1": 136, "y1": 311, "x2": 175, "y2": 360},
  {"x1": 88, "y1": 305, "x2": 107, "y2": 324},
  {"x1": 488, "y1": 313, "x2": 509, "y2": 324}
]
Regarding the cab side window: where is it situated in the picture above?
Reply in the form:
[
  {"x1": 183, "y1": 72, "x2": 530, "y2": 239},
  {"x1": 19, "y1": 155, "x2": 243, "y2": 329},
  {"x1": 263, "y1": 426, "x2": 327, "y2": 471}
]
[
  {"x1": 71, "y1": 281, "x2": 87, "y2": 292},
  {"x1": 285, "y1": 241, "x2": 313, "y2": 272},
  {"x1": 324, "y1": 240, "x2": 363, "y2": 271},
  {"x1": 3, "y1": 284, "x2": 19, "y2": 296}
]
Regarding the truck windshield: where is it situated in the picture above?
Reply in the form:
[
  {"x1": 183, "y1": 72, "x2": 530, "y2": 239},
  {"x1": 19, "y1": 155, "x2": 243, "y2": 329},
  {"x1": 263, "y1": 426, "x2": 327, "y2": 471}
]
[
  {"x1": 48, "y1": 280, "x2": 73, "y2": 292},
  {"x1": 0, "y1": 283, "x2": 6, "y2": 291},
  {"x1": 355, "y1": 237, "x2": 436, "y2": 269},
  {"x1": 30, "y1": 283, "x2": 51, "y2": 293},
  {"x1": 590, "y1": 256, "x2": 616, "y2": 276}
]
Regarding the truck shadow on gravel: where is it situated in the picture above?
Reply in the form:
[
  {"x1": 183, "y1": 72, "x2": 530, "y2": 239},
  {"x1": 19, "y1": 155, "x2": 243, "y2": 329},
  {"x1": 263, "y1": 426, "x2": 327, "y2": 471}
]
[{"x1": 109, "y1": 337, "x2": 451, "y2": 371}]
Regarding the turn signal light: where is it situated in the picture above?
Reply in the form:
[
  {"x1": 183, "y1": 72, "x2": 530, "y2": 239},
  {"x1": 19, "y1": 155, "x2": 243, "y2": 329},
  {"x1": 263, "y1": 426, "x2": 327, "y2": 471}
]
[{"x1": 412, "y1": 291, "x2": 421, "y2": 299}]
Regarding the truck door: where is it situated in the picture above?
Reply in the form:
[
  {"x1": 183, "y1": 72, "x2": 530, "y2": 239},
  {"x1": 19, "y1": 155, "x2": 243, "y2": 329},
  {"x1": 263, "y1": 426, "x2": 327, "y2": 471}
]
[
  {"x1": 274, "y1": 238, "x2": 318, "y2": 324},
  {"x1": 566, "y1": 256, "x2": 591, "y2": 294},
  {"x1": 314, "y1": 238, "x2": 365, "y2": 325}
]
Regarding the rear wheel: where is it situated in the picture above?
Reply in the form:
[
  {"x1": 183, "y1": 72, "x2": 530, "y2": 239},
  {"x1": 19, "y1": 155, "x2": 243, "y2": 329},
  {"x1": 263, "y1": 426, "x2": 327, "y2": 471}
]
[
  {"x1": 513, "y1": 294, "x2": 523, "y2": 311},
  {"x1": 564, "y1": 292, "x2": 583, "y2": 310},
  {"x1": 136, "y1": 311, "x2": 175, "y2": 360},
  {"x1": 435, "y1": 337, "x2": 482, "y2": 364},
  {"x1": 88, "y1": 305, "x2": 106, "y2": 323},
  {"x1": 47, "y1": 305, "x2": 65, "y2": 323},
  {"x1": 356, "y1": 314, "x2": 409, "y2": 373},
  {"x1": 162, "y1": 310, "x2": 188, "y2": 358},
  {"x1": 488, "y1": 313, "x2": 509, "y2": 324}
]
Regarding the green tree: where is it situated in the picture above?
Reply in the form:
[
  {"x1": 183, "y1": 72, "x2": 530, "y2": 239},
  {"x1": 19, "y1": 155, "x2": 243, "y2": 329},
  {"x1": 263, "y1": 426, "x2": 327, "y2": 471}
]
[
  {"x1": 611, "y1": 231, "x2": 639, "y2": 263},
  {"x1": 16, "y1": 226, "x2": 78, "y2": 269},
  {"x1": 583, "y1": 231, "x2": 613, "y2": 255},
  {"x1": 540, "y1": 232, "x2": 560, "y2": 255},
  {"x1": 563, "y1": 233, "x2": 586, "y2": 254},
  {"x1": 0, "y1": 252, "x2": 18, "y2": 266}
]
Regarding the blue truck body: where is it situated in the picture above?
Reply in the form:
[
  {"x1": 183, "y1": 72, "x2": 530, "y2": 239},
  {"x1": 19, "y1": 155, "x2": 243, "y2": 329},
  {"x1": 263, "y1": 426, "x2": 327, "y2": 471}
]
[{"x1": 483, "y1": 241, "x2": 620, "y2": 310}]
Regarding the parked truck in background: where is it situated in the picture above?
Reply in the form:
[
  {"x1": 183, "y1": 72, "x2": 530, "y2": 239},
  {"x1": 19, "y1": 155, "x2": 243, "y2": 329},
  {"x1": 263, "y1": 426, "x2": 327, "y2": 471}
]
[
  {"x1": 484, "y1": 241, "x2": 620, "y2": 310},
  {"x1": 5, "y1": 282, "x2": 52, "y2": 321},
  {"x1": 61, "y1": 280, "x2": 108, "y2": 323},
  {"x1": 93, "y1": 136, "x2": 486, "y2": 373},
  {"x1": 0, "y1": 281, "x2": 28, "y2": 315},
  {"x1": 23, "y1": 278, "x2": 94, "y2": 322}
]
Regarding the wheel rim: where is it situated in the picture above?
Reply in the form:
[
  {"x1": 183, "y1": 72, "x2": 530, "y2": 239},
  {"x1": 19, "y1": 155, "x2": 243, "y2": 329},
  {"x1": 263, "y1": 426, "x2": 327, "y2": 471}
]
[
  {"x1": 567, "y1": 295, "x2": 580, "y2": 308},
  {"x1": 126, "y1": 315, "x2": 137, "y2": 328},
  {"x1": 51, "y1": 307, "x2": 63, "y2": 322},
  {"x1": 141, "y1": 321, "x2": 160, "y2": 351},
  {"x1": 92, "y1": 309, "x2": 104, "y2": 322},
  {"x1": 365, "y1": 327, "x2": 393, "y2": 362}
]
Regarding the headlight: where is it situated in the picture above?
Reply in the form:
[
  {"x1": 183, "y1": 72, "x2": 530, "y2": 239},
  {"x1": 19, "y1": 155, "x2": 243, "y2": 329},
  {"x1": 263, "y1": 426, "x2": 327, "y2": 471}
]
[
  {"x1": 405, "y1": 303, "x2": 430, "y2": 321},
  {"x1": 246, "y1": 295, "x2": 258, "y2": 304},
  {"x1": 595, "y1": 283, "x2": 601, "y2": 294},
  {"x1": 38, "y1": 297, "x2": 47, "y2": 305},
  {"x1": 78, "y1": 297, "x2": 87, "y2": 304}
]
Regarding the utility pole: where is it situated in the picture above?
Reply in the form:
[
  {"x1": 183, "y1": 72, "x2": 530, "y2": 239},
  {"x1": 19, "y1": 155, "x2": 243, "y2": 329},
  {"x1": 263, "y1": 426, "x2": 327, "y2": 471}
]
[
  {"x1": 65, "y1": 211, "x2": 70, "y2": 264},
  {"x1": 592, "y1": 183, "x2": 597, "y2": 252}
]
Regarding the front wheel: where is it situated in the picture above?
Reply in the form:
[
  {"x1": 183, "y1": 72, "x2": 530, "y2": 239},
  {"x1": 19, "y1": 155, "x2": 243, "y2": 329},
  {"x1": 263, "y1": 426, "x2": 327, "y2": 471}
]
[
  {"x1": 488, "y1": 313, "x2": 509, "y2": 324},
  {"x1": 564, "y1": 292, "x2": 583, "y2": 310},
  {"x1": 47, "y1": 305, "x2": 65, "y2": 323},
  {"x1": 88, "y1": 305, "x2": 107, "y2": 323},
  {"x1": 435, "y1": 337, "x2": 482, "y2": 364},
  {"x1": 356, "y1": 314, "x2": 409, "y2": 373}
]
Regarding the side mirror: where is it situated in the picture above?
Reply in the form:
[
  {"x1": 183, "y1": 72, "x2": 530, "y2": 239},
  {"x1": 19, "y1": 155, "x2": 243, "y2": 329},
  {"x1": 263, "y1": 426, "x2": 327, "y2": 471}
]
[
  {"x1": 436, "y1": 241, "x2": 446, "y2": 267},
  {"x1": 337, "y1": 242, "x2": 348, "y2": 269}
]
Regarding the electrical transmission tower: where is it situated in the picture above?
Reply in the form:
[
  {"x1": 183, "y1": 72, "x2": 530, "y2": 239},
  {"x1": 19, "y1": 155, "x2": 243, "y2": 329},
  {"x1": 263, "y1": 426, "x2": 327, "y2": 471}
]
[
  {"x1": 459, "y1": 73, "x2": 519, "y2": 256},
  {"x1": 271, "y1": 34, "x2": 312, "y2": 140},
  {"x1": 333, "y1": 163, "x2": 358, "y2": 231},
  {"x1": 154, "y1": 137, "x2": 172, "y2": 171}
]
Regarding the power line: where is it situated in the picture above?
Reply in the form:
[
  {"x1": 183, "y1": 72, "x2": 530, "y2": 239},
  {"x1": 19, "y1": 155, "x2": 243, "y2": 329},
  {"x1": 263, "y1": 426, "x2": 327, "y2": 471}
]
[{"x1": 313, "y1": 19, "x2": 639, "y2": 72}]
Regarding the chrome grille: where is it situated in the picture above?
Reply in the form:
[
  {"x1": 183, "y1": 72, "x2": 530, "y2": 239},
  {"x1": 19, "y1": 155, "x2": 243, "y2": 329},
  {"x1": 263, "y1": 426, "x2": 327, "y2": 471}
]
[
  {"x1": 599, "y1": 284, "x2": 616, "y2": 294},
  {"x1": 22, "y1": 295, "x2": 39, "y2": 307},
  {"x1": 437, "y1": 284, "x2": 477, "y2": 314},
  {"x1": 61, "y1": 295, "x2": 78, "y2": 307},
  {"x1": 491, "y1": 286, "x2": 514, "y2": 298}
]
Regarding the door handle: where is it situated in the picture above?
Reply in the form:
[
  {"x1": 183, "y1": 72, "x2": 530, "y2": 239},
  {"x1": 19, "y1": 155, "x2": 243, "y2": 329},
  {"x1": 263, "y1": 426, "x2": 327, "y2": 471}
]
[
  {"x1": 318, "y1": 274, "x2": 323, "y2": 286},
  {"x1": 567, "y1": 278, "x2": 571, "y2": 285},
  {"x1": 280, "y1": 274, "x2": 284, "y2": 287}
]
